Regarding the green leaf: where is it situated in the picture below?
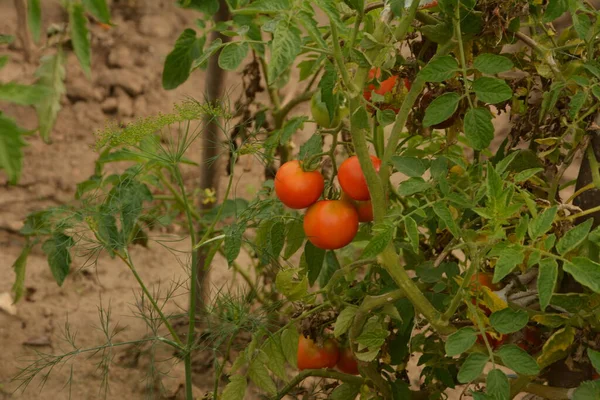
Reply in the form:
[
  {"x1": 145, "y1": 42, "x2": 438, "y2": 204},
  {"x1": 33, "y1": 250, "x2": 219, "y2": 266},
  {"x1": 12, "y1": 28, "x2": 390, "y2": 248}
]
[
  {"x1": 564, "y1": 257, "x2": 600, "y2": 294},
  {"x1": 464, "y1": 107, "x2": 494, "y2": 150},
  {"x1": 398, "y1": 178, "x2": 430, "y2": 196},
  {"x1": 584, "y1": 61, "x2": 600, "y2": 79},
  {"x1": 280, "y1": 116, "x2": 308, "y2": 144},
  {"x1": 472, "y1": 77, "x2": 512, "y2": 104},
  {"x1": 490, "y1": 308, "x2": 528, "y2": 334},
  {"x1": 351, "y1": 106, "x2": 370, "y2": 131},
  {"x1": 492, "y1": 245, "x2": 524, "y2": 283},
  {"x1": 331, "y1": 383, "x2": 361, "y2": 400},
  {"x1": 106, "y1": 176, "x2": 153, "y2": 243},
  {"x1": 457, "y1": 352, "x2": 488, "y2": 383},
  {"x1": 162, "y1": 29, "x2": 199, "y2": 90},
  {"x1": 405, "y1": 217, "x2": 420, "y2": 253},
  {"x1": 0, "y1": 55, "x2": 8, "y2": 69},
  {"x1": 269, "y1": 220, "x2": 285, "y2": 260},
  {"x1": 248, "y1": 360, "x2": 277, "y2": 395},
  {"x1": 473, "y1": 53, "x2": 514, "y2": 75},
  {"x1": 11, "y1": 243, "x2": 32, "y2": 303},
  {"x1": 218, "y1": 42, "x2": 249, "y2": 71},
  {"x1": 573, "y1": 13, "x2": 591, "y2": 40},
  {"x1": 543, "y1": 0, "x2": 568, "y2": 22},
  {"x1": 94, "y1": 211, "x2": 120, "y2": 254},
  {"x1": 318, "y1": 251, "x2": 340, "y2": 288},
  {"x1": 298, "y1": 134, "x2": 323, "y2": 161},
  {"x1": 263, "y1": 336, "x2": 287, "y2": 381},
  {"x1": 486, "y1": 369, "x2": 510, "y2": 400},
  {"x1": 334, "y1": 306, "x2": 358, "y2": 338},
  {"x1": 362, "y1": 224, "x2": 394, "y2": 259},
  {"x1": 573, "y1": 381, "x2": 600, "y2": 400},
  {"x1": 514, "y1": 168, "x2": 544, "y2": 183},
  {"x1": 557, "y1": 218, "x2": 593, "y2": 256},
  {"x1": 191, "y1": 38, "x2": 223, "y2": 70},
  {"x1": 42, "y1": 233, "x2": 74, "y2": 286},
  {"x1": 588, "y1": 348, "x2": 600, "y2": 373},
  {"x1": 392, "y1": 156, "x2": 430, "y2": 177},
  {"x1": 280, "y1": 327, "x2": 299, "y2": 366},
  {"x1": 0, "y1": 82, "x2": 51, "y2": 106},
  {"x1": 82, "y1": 0, "x2": 111, "y2": 24},
  {"x1": 221, "y1": 374, "x2": 247, "y2": 400},
  {"x1": 495, "y1": 345, "x2": 540, "y2": 375},
  {"x1": 433, "y1": 202, "x2": 460, "y2": 237},
  {"x1": 423, "y1": 92, "x2": 460, "y2": 127},
  {"x1": 305, "y1": 241, "x2": 325, "y2": 286},
  {"x1": 240, "y1": 0, "x2": 291, "y2": 12},
  {"x1": 377, "y1": 109, "x2": 396, "y2": 127},
  {"x1": 528, "y1": 206, "x2": 557, "y2": 240},
  {"x1": 0, "y1": 35, "x2": 15, "y2": 45},
  {"x1": 268, "y1": 20, "x2": 301, "y2": 84},
  {"x1": 357, "y1": 327, "x2": 389, "y2": 348},
  {"x1": 486, "y1": 163, "x2": 503, "y2": 206},
  {"x1": 319, "y1": 61, "x2": 338, "y2": 122},
  {"x1": 224, "y1": 222, "x2": 245, "y2": 265},
  {"x1": 314, "y1": 0, "x2": 345, "y2": 31},
  {"x1": 445, "y1": 327, "x2": 478, "y2": 357},
  {"x1": 538, "y1": 258, "x2": 558, "y2": 311},
  {"x1": 283, "y1": 219, "x2": 305, "y2": 259},
  {"x1": 0, "y1": 114, "x2": 27, "y2": 184},
  {"x1": 27, "y1": 0, "x2": 42, "y2": 43},
  {"x1": 419, "y1": 55, "x2": 459, "y2": 82},
  {"x1": 295, "y1": 11, "x2": 327, "y2": 49},
  {"x1": 569, "y1": 91, "x2": 587, "y2": 120},
  {"x1": 69, "y1": 3, "x2": 91, "y2": 77},
  {"x1": 35, "y1": 50, "x2": 66, "y2": 143},
  {"x1": 276, "y1": 268, "x2": 308, "y2": 301}
]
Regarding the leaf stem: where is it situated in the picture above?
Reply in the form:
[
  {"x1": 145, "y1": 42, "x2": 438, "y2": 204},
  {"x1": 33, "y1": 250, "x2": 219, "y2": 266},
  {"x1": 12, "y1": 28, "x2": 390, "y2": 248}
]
[
  {"x1": 329, "y1": 20, "x2": 357, "y2": 92},
  {"x1": 454, "y1": 2, "x2": 474, "y2": 109}
]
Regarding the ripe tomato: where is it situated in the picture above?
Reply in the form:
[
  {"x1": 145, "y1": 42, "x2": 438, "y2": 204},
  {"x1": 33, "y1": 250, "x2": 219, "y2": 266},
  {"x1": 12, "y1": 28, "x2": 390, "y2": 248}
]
[
  {"x1": 275, "y1": 160, "x2": 324, "y2": 209},
  {"x1": 340, "y1": 192, "x2": 373, "y2": 223},
  {"x1": 477, "y1": 332, "x2": 506, "y2": 350},
  {"x1": 311, "y1": 91, "x2": 348, "y2": 128},
  {"x1": 304, "y1": 200, "x2": 359, "y2": 249},
  {"x1": 297, "y1": 335, "x2": 340, "y2": 370},
  {"x1": 419, "y1": 0, "x2": 439, "y2": 9},
  {"x1": 338, "y1": 155, "x2": 382, "y2": 201},
  {"x1": 337, "y1": 347, "x2": 359, "y2": 375},
  {"x1": 363, "y1": 68, "x2": 411, "y2": 112},
  {"x1": 470, "y1": 273, "x2": 499, "y2": 291}
]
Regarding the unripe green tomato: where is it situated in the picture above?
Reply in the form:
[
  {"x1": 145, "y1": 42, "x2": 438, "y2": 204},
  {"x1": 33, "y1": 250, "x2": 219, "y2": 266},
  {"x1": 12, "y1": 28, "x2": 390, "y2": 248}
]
[{"x1": 311, "y1": 91, "x2": 347, "y2": 128}]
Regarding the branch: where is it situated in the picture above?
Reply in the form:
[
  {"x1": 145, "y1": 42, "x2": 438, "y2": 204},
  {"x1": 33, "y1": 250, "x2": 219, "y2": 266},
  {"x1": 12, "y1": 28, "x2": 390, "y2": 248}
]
[{"x1": 271, "y1": 369, "x2": 365, "y2": 400}]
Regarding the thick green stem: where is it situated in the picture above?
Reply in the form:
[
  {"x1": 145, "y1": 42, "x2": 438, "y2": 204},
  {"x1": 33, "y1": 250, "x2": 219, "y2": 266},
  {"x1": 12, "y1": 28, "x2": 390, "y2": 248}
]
[
  {"x1": 454, "y1": 2, "x2": 474, "y2": 108},
  {"x1": 271, "y1": 369, "x2": 365, "y2": 400},
  {"x1": 330, "y1": 21, "x2": 357, "y2": 92},
  {"x1": 394, "y1": 0, "x2": 420, "y2": 40}
]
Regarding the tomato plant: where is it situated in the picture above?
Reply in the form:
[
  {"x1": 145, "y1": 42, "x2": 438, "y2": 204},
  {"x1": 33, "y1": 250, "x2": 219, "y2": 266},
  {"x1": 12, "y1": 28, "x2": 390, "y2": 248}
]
[
  {"x1": 297, "y1": 335, "x2": 340, "y2": 370},
  {"x1": 274, "y1": 160, "x2": 324, "y2": 209}
]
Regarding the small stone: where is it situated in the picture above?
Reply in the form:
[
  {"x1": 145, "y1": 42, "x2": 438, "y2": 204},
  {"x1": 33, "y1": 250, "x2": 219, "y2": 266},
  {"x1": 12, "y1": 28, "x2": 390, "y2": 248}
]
[
  {"x1": 97, "y1": 69, "x2": 146, "y2": 96},
  {"x1": 107, "y1": 45, "x2": 134, "y2": 69},
  {"x1": 133, "y1": 95, "x2": 147, "y2": 116},
  {"x1": 23, "y1": 335, "x2": 52, "y2": 347},
  {"x1": 0, "y1": 292, "x2": 17, "y2": 316},
  {"x1": 115, "y1": 88, "x2": 134, "y2": 117},
  {"x1": 101, "y1": 97, "x2": 118, "y2": 113},
  {"x1": 138, "y1": 15, "x2": 173, "y2": 38}
]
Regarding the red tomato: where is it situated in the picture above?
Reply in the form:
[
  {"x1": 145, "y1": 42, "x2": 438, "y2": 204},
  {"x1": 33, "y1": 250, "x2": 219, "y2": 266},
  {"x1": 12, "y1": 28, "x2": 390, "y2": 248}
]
[
  {"x1": 337, "y1": 347, "x2": 359, "y2": 375},
  {"x1": 275, "y1": 160, "x2": 324, "y2": 209},
  {"x1": 297, "y1": 335, "x2": 340, "y2": 370},
  {"x1": 363, "y1": 68, "x2": 411, "y2": 106},
  {"x1": 304, "y1": 200, "x2": 359, "y2": 249},
  {"x1": 477, "y1": 332, "x2": 506, "y2": 349},
  {"x1": 340, "y1": 192, "x2": 373, "y2": 223},
  {"x1": 338, "y1": 155, "x2": 382, "y2": 201},
  {"x1": 517, "y1": 327, "x2": 543, "y2": 352},
  {"x1": 419, "y1": 0, "x2": 439, "y2": 9},
  {"x1": 470, "y1": 273, "x2": 499, "y2": 291}
]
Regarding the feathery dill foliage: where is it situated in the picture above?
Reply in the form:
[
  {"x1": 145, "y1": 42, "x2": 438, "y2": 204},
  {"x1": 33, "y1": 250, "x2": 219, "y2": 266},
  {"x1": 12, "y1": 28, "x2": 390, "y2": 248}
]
[{"x1": 94, "y1": 100, "x2": 226, "y2": 150}]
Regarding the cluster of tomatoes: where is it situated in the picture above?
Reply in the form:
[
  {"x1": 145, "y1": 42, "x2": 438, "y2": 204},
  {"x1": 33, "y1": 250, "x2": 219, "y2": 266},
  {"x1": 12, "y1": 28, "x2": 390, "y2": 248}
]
[
  {"x1": 297, "y1": 335, "x2": 359, "y2": 374},
  {"x1": 274, "y1": 155, "x2": 381, "y2": 250}
]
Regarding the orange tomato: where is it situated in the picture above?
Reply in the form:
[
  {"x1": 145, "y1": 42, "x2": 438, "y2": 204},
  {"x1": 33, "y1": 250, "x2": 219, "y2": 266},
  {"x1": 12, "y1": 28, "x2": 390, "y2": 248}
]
[
  {"x1": 275, "y1": 160, "x2": 324, "y2": 209},
  {"x1": 304, "y1": 200, "x2": 359, "y2": 250},
  {"x1": 338, "y1": 155, "x2": 382, "y2": 201},
  {"x1": 297, "y1": 335, "x2": 340, "y2": 370},
  {"x1": 336, "y1": 347, "x2": 359, "y2": 375}
]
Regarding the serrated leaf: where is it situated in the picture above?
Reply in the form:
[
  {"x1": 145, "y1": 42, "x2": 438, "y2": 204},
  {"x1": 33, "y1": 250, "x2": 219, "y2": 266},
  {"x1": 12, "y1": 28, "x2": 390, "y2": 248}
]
[
  {"x1": 473, "y1": 53, "x2": 514, "y2": 75},
  {"x1": 537, "y1": 326, "x2": 575, "y2": 368},
  {"x1": 0, "y1": 114, "x2": 27, "y2": 184},
  {"x1": 240, "y1": 0, "x2": 290, "y2": 12},
  {"x1": 295, "y1": 11, "x2": 327, "y2": 49},
  {"x1": 457, "y1": 352, "x2": 488, "y2": 383},
  {"x1": 492, "y1": 245, "x2": 524, "y2": 283},
  {"x1": 318, "y1": 60, "x2": 337, "y2": 122},
  {"x1": 445, "y1": 327, "x2": 477, "y2": 357},
  {"x1": 486, "y1": 369, "x2": 509, "y2": 400},
  {"x1": 11, "y1": 243, "x2": 32, "y2": 303},
  {"x1": 398, "y1": 178, "x2": 430, "y2": 196},
  {"x1": 35, "y1": 51, "x2": 66, "y2": 143},
  {"x1": 69, "y1": 3, "x2": 91, "y2": 77},
  {"x1": 0, "y1": 82, "x2": 52, "y2": 106},
  {"x1": 569, "y1": 91, "x2": 587, "y2": 120},
  {"x1": 528, "y1": 206, "x2": 557, "y2": 240},
  {"x1": 280, "y1": 327, "x2": 299, "y2": 366},
  {"x1": 269, "y1": 220, "x2": 285, "y2": 260},
  {"x1": 419, "y1": 55, "x2": 459, "y2": 82},
  {"x1": 82, "y1": 0, "x2": 111, "y2": 24},
  {"x1": 191, "y1": 38, "x2": 223, "y2": 70},
  {"x1": 377, "y1": 109, "x2": 396, "y2": 127},
  {"x1": 543, "y1": 0, "x2": 568, "y2": 22},
  {"x1": 275, "y1": 268, "x2": 308, "y2": 301},
  {"x1": 284, "y1": 219, "x2": 305, "y2": 259},
  {"x1": 472, "y1": 77, "x2": 512, "y2": 104},
  {"x1": 464, "y1": 107, "x2": 494, "y2": 150},
  {"x1": 248, "y1": 360, "x2": 276, "y2": 395},
  {"x1": 357, "y1": 328, "x2": 389, "y2": 348},
  {"x1": 162, "y1": 29, "x2": 199, "y2": 90},
  {"x1": 42, "y1": 233, "x2": 74, "y2": 286},
  {"x1": 331, "y1": 383, "x2": 361, "y2": 400},
  {"x1": 538, "y1": 258, "x2": 558, "y2": 311},
  {"x1": 588, "y1": 348, "x2": 600, "y2": 373},
  {"x1": 433, "y1": 202, "x2": 460, "y2": 237},
  {"x1": 564, "y1": 257, "x2": 600, "y2": 294},
  {"x1": 334, "y1": 306, "x2": 358, "y2": 338},
  {"x1": 557, "y1": 218, "x2": 593, "y2": 256},
  {"x1": 27, "y1": 0, "x2": 42, "y2": 43},
  {"x1": 106, "y1": 176, "x2": 152, "y2": 243},
  {"x1": 573, "y1": 381, "x2": 600, "y2": 400},
  {"x1": 268, "y1": 21, "x2": 301, "y2": 84},
  {"x1": 264, "y1": 336, "x2": 287, "y2": 381},
  {"x1": 495, "y1": 345, "x2": 540, "y2": 375},
  {"x1": 280, "y1": 116, "x2": 307, "y2": 144},
  {"x1": 423, "y1": 92, "x2": 460, "y2": 127},
  {"x1": 314, "y1": 0, "x2": 345, "y2": 31},
  {"x1": 362, "y1": 225, "x2": 393, "y2": 259},
  {"x1": 486, "y1": 163, "x2": 503, "y2": 207},
  {"x1": 218, "y1": 42, "x2": 249, "y2": 71},
  {"x1": 489, "y1": 308, "x2": 528, "y2": 334},
  {"x1": 221, "y1": 374, "x2": 247, "y2": 400},
  {"x1": 514, "y1": 168, "x2": 543, "y2": 183},
  {"x1": 318, "y1": 251, "x2": 340, "y2": 288},
  {"x1": 305, "y1": 241, "x2": 325, "y2": 286},
  {"x1": 224, "y1": 222, "x2": 245, "y2": 265},
  {"x1": 405, "y1": 217, "x2": 419, "y2": 253},
  {"x1": 298, "y1": 134, "x2": 322, "y2": 161},
  {"x1": 392, "y1": 156, "x2": 430, "y2": 177},
  {"x1": 573, "y1": 13, "x2": 591, "y2": 40}
]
